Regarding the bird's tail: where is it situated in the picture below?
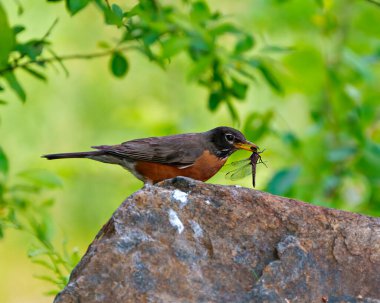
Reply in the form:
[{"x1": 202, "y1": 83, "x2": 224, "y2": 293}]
[{"x1": 42, "y1": 151, "x2": 103, "y2": 160}]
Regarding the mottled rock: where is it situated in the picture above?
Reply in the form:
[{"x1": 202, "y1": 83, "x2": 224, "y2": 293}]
[{"x1": 55, "y1": 177, "x2": 380, "y2": 303}]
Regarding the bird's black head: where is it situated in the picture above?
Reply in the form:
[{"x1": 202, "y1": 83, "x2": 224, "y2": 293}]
[{"x1": 205, "y1": 126, "x2": 258, "y2": 158}]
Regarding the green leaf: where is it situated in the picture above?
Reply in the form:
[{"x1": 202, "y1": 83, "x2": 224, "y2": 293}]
[
  {"x1": 31, "y1": 258, "x2": 56, "y2": 271},
  {"x1": 29, "y1": 216, "x2": 53, "y2": 244},
  {"x1": 327, "y1": 146, "x2": 357, "y2": 162},
  {"x1": 281, "y1": 132, "x2": 300, "y2": 149},
  {"x1": 15, "y1": 40, "x2": 44, "y2": 60},
  {"x1": 110, "y1": 52, "x2": 129, "y2": 78},
  {"x1": 230, "y1": 78, "x2": 248, "y2": 100},
  {"x1": 22, "y1": 66, "x2": 47, "y2": 81},
  {"x1": 267, "y1": 166, "x2": 301, "y2": 195},
  {"x1": 44, "y1": 290, "x2": 60, "y2": 296},
  {"x1": 0, "y1": 100, "x2": 7, "y2": 105},
  {"x1": 66, "y1": 0, "x2": 90, "y2": 15},
  {"x1": 0, "y1": 147, "x2": 8, "y2": 175},
  {"x1": 140, "y1": 32, "x2": 160, "y2": 46},
  {"x1": 104, "y1": 4, "x2": 124, "y2": 26},
  {"x1": 13, "y1": 25, "x2": 25, "y2": 35},
  {"x1": 254, "y1": 61, "x2": 282, "y2": 93},
  {"x1": 234, "y1": 67, "x2": 256, "y2": 82},
  {"x1": 111, "y1": 4, "x2": 123, "y2": 19},
  {"x1": 209, "y1": 23, "x2": 240, "y2": 36},
  {"x1": 34, "y1": 274, "x2": 61, "y2": 284},
  {"x1": 189, "y1": 34, "x2": 211, "y2": 59},
  {"x1": 208, "y1": 91, "x2": 223, "y2": 111},
  {"x1": 0, "y1": 3, "x2": 15, "y2": 68},
  {"x1": 4, "y1": 72, "x2": 26, "y2": 102},
  {"x1": 343, "y1": 48, "x2": 372, "y2": 81},
  {"x1": 18, "y1": 170, "x2": 62, "y2": 189},
  {"x1": 235, "y1": 34, "x2": 255, "y2": 54},
  {"x1": 187, "y1": 55, "x2": 213, "y2": 80},
  {"x1": 190, "y1": 1, "x2": 211, "y2": 23},
  {"x1": 97, "y1": 40, "x2": 110, "y2": 49},
  {"x1": 28, "y1": 247, "x2": 49, "y2": 258},
  {"x1": 161, "y1": 37, "x2": 189, "y2": 58}
]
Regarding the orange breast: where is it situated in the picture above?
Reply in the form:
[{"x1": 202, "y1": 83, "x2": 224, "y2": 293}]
[{"x1": 134, "y1": 150, "x2": 227, "y2": 184}]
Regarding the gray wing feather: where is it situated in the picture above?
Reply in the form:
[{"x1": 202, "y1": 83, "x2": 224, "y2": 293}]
[{"x1": 92, "y1": 134, "x2": 205, "y2": 166}]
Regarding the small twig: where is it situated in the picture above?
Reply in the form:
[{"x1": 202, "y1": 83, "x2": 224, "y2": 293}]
[
  {"x1": 105, "y1": 0, "x2": 111, "y2": 9},
  {"x1": 41, "y1": 18, "x2": 59, "y2": 41},
  {"x1": 47, "y1": 48, "x2": 70, "y2": 77},
  {"x1": 0, "y1": 46, "x2": 132, "y2": 75}
]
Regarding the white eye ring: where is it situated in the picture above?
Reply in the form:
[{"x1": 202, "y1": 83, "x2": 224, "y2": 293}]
[{"x1": 225, "y1": 133, "x2": 234, "y2": 143}]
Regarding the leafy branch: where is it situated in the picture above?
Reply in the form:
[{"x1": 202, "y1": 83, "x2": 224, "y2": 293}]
[
  {"x1": 0, "y1": 46, "x2": 133, "y2": 76},
  {"x1": 0, "y1": 147, "x2": 79, "y2": 295},
  {"x1": 0, "y1": 0, "x2": 284, "y2": 123}
]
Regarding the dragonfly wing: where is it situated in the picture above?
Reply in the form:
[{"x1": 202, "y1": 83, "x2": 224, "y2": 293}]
[
  {"x1": 226, "y1": 152, "x2": 265, "y2": 186},
  {"x1": 228, "y1": 158, "x2": 251, "y2": 167},
  {"x1": 226, "y1": 163, "x2": 252, "y2": 181}
]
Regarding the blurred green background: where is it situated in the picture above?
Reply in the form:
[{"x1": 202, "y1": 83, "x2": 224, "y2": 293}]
[{"x1": 0, "y1": 0, "x2": 379, "y2": 302}]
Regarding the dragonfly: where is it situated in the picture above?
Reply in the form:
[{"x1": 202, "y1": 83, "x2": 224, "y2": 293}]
[{"x1": 225, "y1": 150, "x2": 267, "y2": 187}]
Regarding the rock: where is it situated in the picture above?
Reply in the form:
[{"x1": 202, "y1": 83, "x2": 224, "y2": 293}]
[{"x1": 54, "y1": 177, "x2": 380, "y2": 303}]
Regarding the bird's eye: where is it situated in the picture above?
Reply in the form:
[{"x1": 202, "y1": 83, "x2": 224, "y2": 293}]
[{"x1": 225, "y1": 133, "x2": 234, "y2": 143}]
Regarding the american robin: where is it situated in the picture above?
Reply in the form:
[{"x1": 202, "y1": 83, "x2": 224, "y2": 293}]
[{"x1": 43, "y1": 126, "x2": 258, "y2": 184}]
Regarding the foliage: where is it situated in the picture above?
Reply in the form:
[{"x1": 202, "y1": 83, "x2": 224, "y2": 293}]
[
  {"x1": 0, "y1": 147, "x2": 79, "y2": 294},
  {"x1": 258, "y1": 0, "x2": 380, "y2": 214},
  {"x1": 0, "y1": 0, "x2": 380, "y2": 299},
  {"x1": 0, "y1": 0, "x2": 283, "y2": 123}
]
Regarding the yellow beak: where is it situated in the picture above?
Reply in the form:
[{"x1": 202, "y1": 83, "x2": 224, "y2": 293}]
[{"x1": 234, "y1": 141, "x2": 259, "y2": 152}]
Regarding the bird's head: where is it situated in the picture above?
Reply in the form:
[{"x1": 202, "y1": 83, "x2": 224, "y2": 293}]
[{"x1": 206, "y1": 126, "x2": 258, "y2": 158}]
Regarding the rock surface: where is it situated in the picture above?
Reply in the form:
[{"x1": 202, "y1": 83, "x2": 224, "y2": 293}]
[{"x1": 55, "y1": 177, "x2": 380, "y2": 303}]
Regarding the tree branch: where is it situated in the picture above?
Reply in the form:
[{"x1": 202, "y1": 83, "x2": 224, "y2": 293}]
[
  {"x1": 0, "y1": 46, "x2": 132, "y2": 76},
  {"x1": 105, "y1": 0, "x2": 111, "y2": 10}
]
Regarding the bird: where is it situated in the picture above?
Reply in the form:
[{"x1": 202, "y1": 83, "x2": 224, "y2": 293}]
[{"x1": 42, "y1": 126, "x2": 258, "y2": 184}]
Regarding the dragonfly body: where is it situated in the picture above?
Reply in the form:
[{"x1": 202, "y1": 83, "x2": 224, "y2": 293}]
[{"x1": 226, "y1": 151, "x2": 266, "y2": 187}]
